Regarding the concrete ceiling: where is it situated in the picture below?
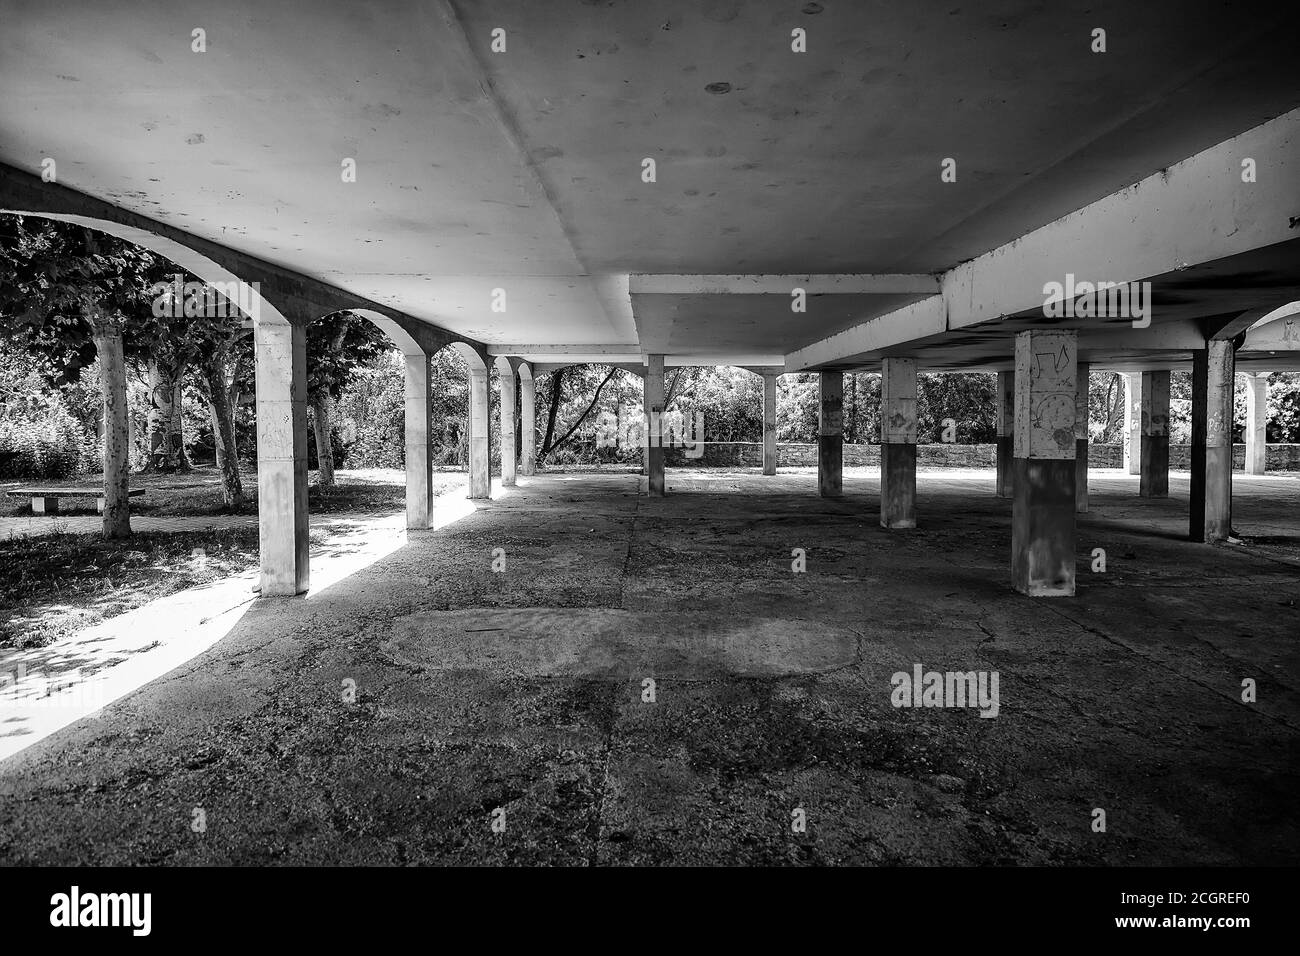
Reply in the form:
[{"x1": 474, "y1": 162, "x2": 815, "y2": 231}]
[{"x1": 1, "y1": 0, "x2": 1298, "y2": 367}]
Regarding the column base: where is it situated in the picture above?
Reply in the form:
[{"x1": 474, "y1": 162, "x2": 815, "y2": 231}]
[
  {"x1": 1075, "y1": 439, "x2": 1088, "y2": 514},
  {"x1": 880, "y1": 442, "x2": 916, "y2": 528},
  {"x1": 1011, "y1": 458, "x2": 1075, "y2": 597},
  {"x1": 818, "y1": 435, "x2": 842, "y2": 497},
  {"x1": 995, "y1": 435, "x2": 1013, "y2": 498},
  {"x1": 1139, "y1": 435, "x2": 1169, "y2": 499}
]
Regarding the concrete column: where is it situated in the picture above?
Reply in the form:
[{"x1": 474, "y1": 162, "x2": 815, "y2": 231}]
[
  {"x1": 1122, "y1": 373, "x2": 1141, "y2": 475},
  {"x1": 255, "y1": 321, "x2": 309, "y2": 596},
  {"x1": 519, "y1": 363, "x2": 536, "y2": 476},
  {"x1": 880, "y1": 358, "x2": 917, "y2": 528},
  {"x1": 499, "y1": 362, "x2": 518, "y2": 487},
  {"x1": 1190, "y1": 342, "x2": 1234, "y2": 543},
  {"x1": 1139, "y1": 370, "x2": 1170, "y2": 498},
  {"x1": 761, "y1": 372, "x2": 778, "y2": 476},
  {"x1": 1075, "y1": 362, "x2": 1090, "y2": 514},
  {"x1": 817, "y1": 371, "x2": 843, "y2": 498},
  {"x1": 646, "y1": 354, "x2": 665, "y2": 496},
  {"x1": 995, "y1": 370, "x2": 1014, "y2": 498},
  {"x1": 1011, "y1": 329, "x2": 1077, "y2": 597},
  {"x1": 404, "y1": 352, "x2": 434, "y2": 529},
  {"x1": 467, "y1": 366, "x2": 491, "y2": 499},
  {"x1": 1244, "y1": 372, "x2": 1268, "y2": 475}
]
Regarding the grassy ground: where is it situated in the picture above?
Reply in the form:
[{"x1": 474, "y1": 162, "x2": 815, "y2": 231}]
[
  {"x1": 0, "y1": 464, "x2": 468, "y2": 517},
  {"x1": 0, "y1": 467, "x2": 466, "y2": 650},
  {"x1": 0, "y1": 526, "x2": 263, "y2": 650}
]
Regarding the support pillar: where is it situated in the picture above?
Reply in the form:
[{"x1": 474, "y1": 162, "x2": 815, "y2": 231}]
[
  {"x1": 1190, "y1": 343, "x2": 1234, "y2": 542},
  {"x1": 817, "y1": 371, "x2": 842, "y2": 498},
  {"x1": 519, "y1": 363, "x2": 536, "y2": 476},
  {"x1": 1244, "y1": 372, "x2": 1268, "y2": 475},
  {"x1": 255, "y1": 320, "x2": 309, "y2": 596},
  {"x1": 1139, "y1": 370, "x2": 1170, "y2": 498},
  {"x1": 467, "y1": 366, "x2": 491, "y2": 499},
  {"x1": 880, "y1": 358, "x2": 917, "y2": 528},
  {"x1": 1075, "y1": 362, "x2": 1089, "y2": 514},
  {"x1": 1122, "y1": 373, "x2": 1141, "y2": 475},
  {"x1": 995, "y1": 370, "x2": 1014, "y2": 498},
  {"x1": 1011, "y1": 329, "x2": 1077, "y2": 597},
  {"x1": 761, "y1": 372, "x2": 778, "y2": 476},
  {"x1": 404, "y1": 352, "x2": 434, "y2": 529},
  {"x1": 646, "y1": 354, "x2": 665, "y2": 496},
  {"x1": 499, "y1": 360, "x2": 518, "y2": 487}
]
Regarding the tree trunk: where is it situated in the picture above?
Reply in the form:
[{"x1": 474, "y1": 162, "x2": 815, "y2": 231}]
[
  {"x1": 540, "y1": 367, "x2": 565, "y2": 456},
  {"x1": 201, "y1": 353, "x2": 243, "y2": 508},
  {"x1": 146, "y1": 359, "x2": 171, "y2": 470},
  {"x1": 311, "y1": 391, "x2": 335, "y2": 487},
  {"x1": 170, "y1": 373, "x2": 191, "y2": 470},
  {"x1": 93, "y1": 322, "x2": 132, "y2": 538}
]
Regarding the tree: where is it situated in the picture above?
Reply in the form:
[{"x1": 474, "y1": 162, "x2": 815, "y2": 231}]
[
  {"x1": 304, "y1": 312, "x2": 389, "y2": 487},
  {"x1": 0, "y1": 216, "x2": 162, "y2": 537}
]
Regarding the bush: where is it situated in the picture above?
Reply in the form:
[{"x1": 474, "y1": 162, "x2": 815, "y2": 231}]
[{"x1": 0, "y1": 402, "x2": 97, "y2": 480}]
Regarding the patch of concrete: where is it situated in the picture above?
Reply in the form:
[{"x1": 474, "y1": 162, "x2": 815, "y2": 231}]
[{"x1": 383, "y1": 608, "x2": 859, "y2": 678}]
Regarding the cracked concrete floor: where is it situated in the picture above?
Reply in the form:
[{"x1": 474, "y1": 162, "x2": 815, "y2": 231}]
[{"x1": 1, "y1": 469, "x2": 1297, "y2": 866}]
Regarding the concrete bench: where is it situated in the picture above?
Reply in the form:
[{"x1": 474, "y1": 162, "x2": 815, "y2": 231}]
[{"x1": 6, "y1": 488, "x2": 145, "y2": 515}]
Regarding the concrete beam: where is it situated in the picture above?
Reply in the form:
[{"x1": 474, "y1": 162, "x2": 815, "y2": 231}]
[
  {"x1": 944, "y1": 110, "x2": 1300, "y2": 331},
  {"x1": 629, "y1": 274, "x2": 940, "y2": 295},
  {"x1": 785, "y1": 296, "x2": 946, "y2": 372}
]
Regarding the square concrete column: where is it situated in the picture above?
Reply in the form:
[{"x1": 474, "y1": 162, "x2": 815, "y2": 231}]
[
  {"x1": 818, "y1": 371, "x2": 843, "y2": 498},
  {"x1": 1190, "y1": 342, "x2": 1234, "y2": 543},
  {"x1": 519, "y1": 364, "x2": 536, "y2": 476},
  {"x1": 499, "y1": 362, "x2": 518, "y2": 487},
  {"x1": 880, "y1": 358, "x2": 917, "y2": 528},
  {"x1": 255, "y1": 320, "x2": 309, "y2": 596},
  {"x1": 646, "y1": 354, "x2": 665, "y2": 496},
  {"x1": 1139, "y1": 370, "x2": 1170, "y2": 498},
  {"x1": 404, "y1": 352, "x2": 434, "y2": 529},
  {"x1": 1011, "y1": 329, "x2": 1077, "y2": 597},
  {"x1": 1244, "y1": 372, "x2": 1268, "y2": 475},
  {"x1": 1075, "y1": 362, "x2": 1090, "y2": 514},
  {"x1": 1122, "y1": 373, "x2": 1141, "y2": 475},
  {"x1": 995, "y1": 370, "x2": 1014, "y2": 498},
  {"x1": 761, "y1": 372, "x2": 778, "y2": 476},
  {"x1": 467, "y1": 366, "x2": 491, "y2": 499}
]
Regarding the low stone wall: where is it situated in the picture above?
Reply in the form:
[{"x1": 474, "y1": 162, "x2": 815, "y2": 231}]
[{"x1": 661, "y1": 442, "x2": 1300, "y2": 471}]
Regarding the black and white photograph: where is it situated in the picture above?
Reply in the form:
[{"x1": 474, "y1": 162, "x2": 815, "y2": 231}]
[{"x1": 0, "y1": 0, "x2": 1296, "y2": 938}]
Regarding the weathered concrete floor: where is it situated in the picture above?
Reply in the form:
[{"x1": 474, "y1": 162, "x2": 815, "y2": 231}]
[{"x1": 1, "y1": 470, "x2": 1297, "y2": 865}]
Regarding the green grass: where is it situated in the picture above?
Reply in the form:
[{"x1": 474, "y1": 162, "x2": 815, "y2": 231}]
[
  {"x1": 1, "y1": 465, "x2": 468, "y2": 517},
  {"x1": 0, "y1": 526, "x2": 263, "y2": 649}
]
